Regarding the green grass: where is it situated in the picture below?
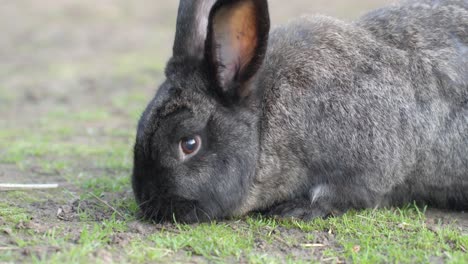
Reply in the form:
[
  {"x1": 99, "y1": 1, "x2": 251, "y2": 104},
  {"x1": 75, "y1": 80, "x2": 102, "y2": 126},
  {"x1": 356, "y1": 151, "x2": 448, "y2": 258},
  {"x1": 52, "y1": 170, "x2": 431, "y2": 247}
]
[
  {"x1": 0, "y1": 131, "x2": 132, "y2": 171},
  {"x1": 287, "y1": 207, "x2": 468, "y2": 263},
  {"x1": 156, "y1": 223, "x2": 254, "y2": 258},
  {"x1": 0, "y1": 86, "x2": 16, "y2": 107},
  {"x1": 47, "y1": 108, "x2": 111, "y2": 122},
  {"x1": 113, "y1": 51, "x2": 166, "y2": 84},
  {"x1": 4, "y1": 191, "x2": 52, "y2": 204},
  {"x1": 26, "y1": 218, "x2": 127, "y2": 264},
  {"x1": 81, "y1": 175, "x2": 130, "y2": 197},
  {"x1": 112, "y1": 92, "x2": 150, "y2": 120},
  {"x1": 73, "y1": 207, "x2": 468, "y2": 263},
  {"x1": 126, "y1": 223, "x2": 255, "y2": 262},
  {"x1": 0, "y1": 202, "x2": 31, "y2": 225}
]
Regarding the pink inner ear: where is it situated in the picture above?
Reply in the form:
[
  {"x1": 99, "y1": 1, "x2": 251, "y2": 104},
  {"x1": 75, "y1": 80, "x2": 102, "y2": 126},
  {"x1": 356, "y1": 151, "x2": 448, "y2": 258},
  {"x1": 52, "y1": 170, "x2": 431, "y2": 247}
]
[{"x1": 212, "y1": 0, "x2": 258, "y2": 88}]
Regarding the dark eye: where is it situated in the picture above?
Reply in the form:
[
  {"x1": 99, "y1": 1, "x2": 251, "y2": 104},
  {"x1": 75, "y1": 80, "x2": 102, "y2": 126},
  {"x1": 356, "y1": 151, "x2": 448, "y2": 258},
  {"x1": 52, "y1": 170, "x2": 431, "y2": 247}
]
[{"x1": 179, "y1": 135, "x2": 201, "y2": 158}]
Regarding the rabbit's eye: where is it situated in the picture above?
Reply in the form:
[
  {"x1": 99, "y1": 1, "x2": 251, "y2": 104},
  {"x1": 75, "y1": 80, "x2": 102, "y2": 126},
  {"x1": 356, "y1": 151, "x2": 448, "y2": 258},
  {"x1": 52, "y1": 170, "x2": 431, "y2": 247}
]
[{"x1": 179, "y1": 135, "x2": 201, "y2": 158}]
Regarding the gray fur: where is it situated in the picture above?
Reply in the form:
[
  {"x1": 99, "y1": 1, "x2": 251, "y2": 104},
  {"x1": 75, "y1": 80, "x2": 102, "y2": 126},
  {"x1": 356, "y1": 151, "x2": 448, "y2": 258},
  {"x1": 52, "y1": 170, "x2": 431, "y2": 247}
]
[
  {"x1": 132, "y1": 0, "x2": 468, "y2": 222},
  {"x1": 245, "y1": 0, "x2": 468, "y2": 217},
  {"x1": 173, "y1": 0, "x2": 217, "y2": 58}
]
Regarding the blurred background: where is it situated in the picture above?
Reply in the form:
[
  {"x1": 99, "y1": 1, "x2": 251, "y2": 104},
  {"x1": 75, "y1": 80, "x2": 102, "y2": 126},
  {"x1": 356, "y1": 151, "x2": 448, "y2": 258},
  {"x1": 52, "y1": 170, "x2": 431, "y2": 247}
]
[
  {"x1": 0, "y1": 0, "x2": 392, "y2": 129},
  {"x1": 0, "y1": 0, "x2": 392, "y2": 185}
]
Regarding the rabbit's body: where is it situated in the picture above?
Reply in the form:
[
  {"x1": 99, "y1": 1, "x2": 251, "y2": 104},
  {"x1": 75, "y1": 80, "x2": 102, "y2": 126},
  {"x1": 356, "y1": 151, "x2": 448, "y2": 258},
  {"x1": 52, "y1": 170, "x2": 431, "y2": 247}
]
[
  {"x1": 240, "y1": 0, "x2": 468, "y2": 217},
  {"x1": 132, "y1": 0, "x2": 468, "y2": 222}
]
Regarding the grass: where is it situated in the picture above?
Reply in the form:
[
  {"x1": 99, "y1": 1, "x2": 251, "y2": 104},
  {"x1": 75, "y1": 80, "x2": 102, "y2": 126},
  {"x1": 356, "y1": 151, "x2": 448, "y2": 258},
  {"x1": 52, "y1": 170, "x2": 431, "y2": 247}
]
[
  {"x1": 47, "y1": 108, "x2": 112, "y2": 122},
  {"x1": 23, "y1": 218, "x2": 128, "y2": 264},
  {"x1": 128, "y1": 222, "x2": 256, "y2": 262},
  {"x1": 0, "y1": 202, "x2": 31, "y2": 225},
  {"x1": 0, "y1": 86, "x2": 16, "y2": 107},
  {"x1": 45, "y1": 50, "x2": 166, "y2": 88},
  {"x1": 81, "y1": 175, "x2": 130, "y2": 197},
  {"x1": 308, "y1": 207, "x2": 467, "y2": 263},
  {"x1": 0, "y1": 128, "x2": 133, "y2": 171}
]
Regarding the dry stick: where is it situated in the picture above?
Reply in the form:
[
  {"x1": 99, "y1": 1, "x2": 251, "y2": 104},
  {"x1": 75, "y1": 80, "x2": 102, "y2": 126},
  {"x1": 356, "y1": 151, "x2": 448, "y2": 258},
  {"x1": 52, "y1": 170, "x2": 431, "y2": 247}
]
[
  {"x1": 0, "y1": 246, "x2": 60, "y2": 251},
  {"x1": 0, "y1": 183, "x2": 59, "y2": 191},
  {"x1": 88, "y1": 192, "x2": 125, "y2": 219},
  {"x1": 461, "y1": 245, "x2": 467, "y2": 253},
  {"x1": 0, "y1": 247, "x2": 20, "y2": 251}
]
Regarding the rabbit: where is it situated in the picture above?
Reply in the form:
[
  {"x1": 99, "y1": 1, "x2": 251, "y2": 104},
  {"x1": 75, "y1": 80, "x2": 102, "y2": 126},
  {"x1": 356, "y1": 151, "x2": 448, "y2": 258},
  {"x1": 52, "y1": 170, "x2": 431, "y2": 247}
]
[{"x1": 132, "y1": 0, "x2": 468, "y2": 223}]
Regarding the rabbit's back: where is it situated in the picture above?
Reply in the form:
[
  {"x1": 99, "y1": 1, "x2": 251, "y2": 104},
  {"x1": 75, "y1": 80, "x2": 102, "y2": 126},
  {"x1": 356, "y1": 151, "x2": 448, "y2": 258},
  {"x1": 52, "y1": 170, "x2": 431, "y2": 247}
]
[
  {"x1": 253, "y1": 0, "x2": 468, "y2": 210},
  {"x1": 358, "y1": 0, "x2": 468, "y2": 52},
  {"x1": 357, "y1": 0, "x2": 468, "y2": 102}
]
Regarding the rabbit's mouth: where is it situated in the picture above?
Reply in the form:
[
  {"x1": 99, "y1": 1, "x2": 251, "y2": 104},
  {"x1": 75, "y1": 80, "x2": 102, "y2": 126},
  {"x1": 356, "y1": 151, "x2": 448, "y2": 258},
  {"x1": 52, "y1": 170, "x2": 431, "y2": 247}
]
[{"x1": 138, "y1": 195, "x2": 214, "y2": 223}]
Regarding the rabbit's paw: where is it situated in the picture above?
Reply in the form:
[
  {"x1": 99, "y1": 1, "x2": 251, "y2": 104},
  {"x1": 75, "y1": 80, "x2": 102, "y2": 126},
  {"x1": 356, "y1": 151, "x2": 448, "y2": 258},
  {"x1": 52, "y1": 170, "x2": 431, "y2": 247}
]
[
  {"x1": 265, "y1": 184, "x2": 379, "y2": 220},
  {"x1": 265, "y1": 199, "x2": 331, "y2": 221}
]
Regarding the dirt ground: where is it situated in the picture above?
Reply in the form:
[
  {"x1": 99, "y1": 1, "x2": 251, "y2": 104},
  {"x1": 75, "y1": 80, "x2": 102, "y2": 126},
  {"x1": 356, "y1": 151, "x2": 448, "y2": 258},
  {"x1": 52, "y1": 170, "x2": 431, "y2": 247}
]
[{"x1": 0, "y1": 0, "x2": 467, "y2": 263}]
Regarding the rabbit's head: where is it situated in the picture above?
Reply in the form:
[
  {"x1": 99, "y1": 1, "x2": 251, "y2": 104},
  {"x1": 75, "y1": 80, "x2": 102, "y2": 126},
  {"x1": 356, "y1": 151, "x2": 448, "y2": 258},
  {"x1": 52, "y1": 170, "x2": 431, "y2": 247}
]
[{"x1": 132, "y1": 0, "x2": 270, "y2": 223}]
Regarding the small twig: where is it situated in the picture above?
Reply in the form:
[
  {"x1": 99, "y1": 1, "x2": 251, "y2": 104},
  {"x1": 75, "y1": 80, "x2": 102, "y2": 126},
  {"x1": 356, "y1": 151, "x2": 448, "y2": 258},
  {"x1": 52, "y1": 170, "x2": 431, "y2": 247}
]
[
  {"x1": 301, "y1": 243, "x2": 326, "y2": 248},
  {"x1": 0, "y1": 184, "x2": 59, "y2": 191},
  {"x1": 88, "y1": 192, "x2": 125, "y2": 219},
  {"x1": 31, "y1": 167, "x2": 61, "y2": 176},
  {"x1": 0, "y1": 246, "x2": 20, "y2": 251},
  {"x1": 273, "y1": 235, "x2": 292, "y2": 247},
  {"x1": 321, "y1": 257, "x2": 344, "y2": 263},
  {"x1": 0, "y1": 246, "x2": 60, "y2": 251},
  {"x1": 460, "y1": 245, "x2": 467, "y2": 253}
]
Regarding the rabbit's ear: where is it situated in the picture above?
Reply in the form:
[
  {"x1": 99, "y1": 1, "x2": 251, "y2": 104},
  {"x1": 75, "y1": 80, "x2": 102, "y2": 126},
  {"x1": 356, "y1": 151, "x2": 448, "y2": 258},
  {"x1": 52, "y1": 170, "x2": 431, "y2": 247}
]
[
  {"x1": 173, "y1": 0, "x2": 217, "y2": 59},
  {"x1": 205, "y1": 0, "x2": 270, "y2": 99}
]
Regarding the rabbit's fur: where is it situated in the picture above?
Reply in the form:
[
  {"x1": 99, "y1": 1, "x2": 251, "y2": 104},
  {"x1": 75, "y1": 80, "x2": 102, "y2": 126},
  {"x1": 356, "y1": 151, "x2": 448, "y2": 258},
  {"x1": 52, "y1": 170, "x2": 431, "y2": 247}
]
[{"x1": 132, "y1": 0, "x2": 468, "y2": 222}]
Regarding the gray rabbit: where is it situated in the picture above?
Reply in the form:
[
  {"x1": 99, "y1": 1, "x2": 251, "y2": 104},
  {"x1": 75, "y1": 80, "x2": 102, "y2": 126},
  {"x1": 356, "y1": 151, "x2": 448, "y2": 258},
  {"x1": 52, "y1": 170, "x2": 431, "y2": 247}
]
[{"x1": 132, "y1": 0, "x2": 468, "y2": 222}]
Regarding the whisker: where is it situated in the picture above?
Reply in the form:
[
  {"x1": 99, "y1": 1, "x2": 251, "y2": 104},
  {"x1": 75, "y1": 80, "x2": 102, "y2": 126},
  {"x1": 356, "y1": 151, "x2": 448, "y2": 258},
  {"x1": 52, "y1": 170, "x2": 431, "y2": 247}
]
[{"x1": 196, "y1": 206, "x2": 212, "y2": 222}]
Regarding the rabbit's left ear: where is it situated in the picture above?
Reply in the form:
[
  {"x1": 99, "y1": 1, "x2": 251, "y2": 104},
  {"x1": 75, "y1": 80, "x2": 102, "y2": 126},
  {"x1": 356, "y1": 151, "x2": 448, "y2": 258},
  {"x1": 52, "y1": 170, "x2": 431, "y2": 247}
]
[
  {"x1": 205, "y1": 0, "x2": 270, "y2": 99},
  {"x1": 173, "y1": 0, "x2": 217, "y2": 59}
]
